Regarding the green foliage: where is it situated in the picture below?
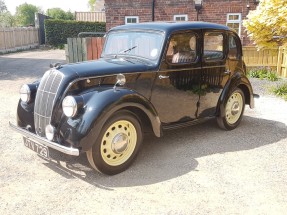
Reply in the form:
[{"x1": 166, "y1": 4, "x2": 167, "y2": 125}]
[
  {"x1": 248, "y1": 69, "x2": 260, "y2": 78},
  {"x1": 272, "y1": 83, "x2": 287, "y2": 100},
  {"x1": 257, "y1": 67, "x2": 269, "y2": 80},
  {"x1": 191, "y1": 84, "x2": 208, "y2": 96},
  {"x1": 46, "y1": 8, "x2": 74, "y2": 20},
  {"x1": 266, "y1": 71, "x2": 279, "y2": 82},
  {"x1": 0, "y1": 11, "x2": 15, "y2": 27},
  {"x1": 88, "y1": 0, "x2": 96, "y2": 11},
  {"x1": 248, "y1": 67, "x2": 279, "y2": 81},
  {"x1": 0, "y1": 1, "x2": 15, "y2": 27},
  {"x1": 65, "y1": 11, "x2": 74, "y2": 20},
  {"x1": 0, "y1": 0, "x2": 7, "y2": 14},
  {"x1": 45, "y1": 19, "x2": 106, "y2": 46},
  {"x1": 15, "y1": 3, "x2": 40, "y2": 26},
  {"x1": 248, "y1": 67, "x2": 268, "y2": 79}
]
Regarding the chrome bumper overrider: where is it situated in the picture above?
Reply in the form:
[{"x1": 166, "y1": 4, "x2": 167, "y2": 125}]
[{"x1": 9, "y1": 122, "x2": 79, "y2": 156}]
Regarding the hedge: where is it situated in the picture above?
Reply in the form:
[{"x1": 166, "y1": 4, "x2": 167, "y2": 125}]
[{"x1": 45, "y1": 19, "x2": 106, "y2": 46}]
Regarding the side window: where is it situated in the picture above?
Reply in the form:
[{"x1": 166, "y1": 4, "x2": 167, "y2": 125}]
[
  {"x1": 203, "y1": 32, "x2": 224, "y2": 61},
  {"x1": 166, "y1": 32, "x2": 197, "y2": 64},
  {"x1": 228, "y1": 34, "x2": 239, "y2": 60}
]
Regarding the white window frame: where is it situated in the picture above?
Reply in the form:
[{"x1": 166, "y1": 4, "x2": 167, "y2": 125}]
[
  {"x1": 226, "y1": 13, "x2": 242, "y2": 36},
  {"x1": 125, "y1": 16, "x2": 139, "y2": 25},
  {"x1": 173, "y1": 14, "x2": 188, "y2": 21}
]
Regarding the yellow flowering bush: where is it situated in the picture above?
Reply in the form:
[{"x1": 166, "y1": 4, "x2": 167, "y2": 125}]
[{"x1": 243, "y1": 0, "x2": 287, "y2": 49}]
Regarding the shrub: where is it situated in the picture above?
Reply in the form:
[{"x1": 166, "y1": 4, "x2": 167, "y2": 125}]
[
  {"x1": 257, "y1": 67, "x2": 269, "y2": 79},
  {"x1": 45, "y1": 19, "x2": 106, "y2": 47},
  {"x1": 248, "y1": 68, "x2": 260, "y2": 78},
  {"x1": 272, "y1": 83, "x2": 287, "y2": 100},
  {"x1": 266, "y1": 71, "x2": 279, "y2": 82},
  {"x1": 248, "y1": 67, "x2": 279, "y2": 81}
]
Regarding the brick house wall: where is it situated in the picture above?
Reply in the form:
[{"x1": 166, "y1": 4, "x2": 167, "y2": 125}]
[{"x1": 105, "y1": 0, "x2": 258, "y2": 46}]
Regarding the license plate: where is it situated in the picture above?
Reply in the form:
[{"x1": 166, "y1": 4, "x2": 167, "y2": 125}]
[{"x1": 23, "y1": 137, "x2": 50, "y2": 159}]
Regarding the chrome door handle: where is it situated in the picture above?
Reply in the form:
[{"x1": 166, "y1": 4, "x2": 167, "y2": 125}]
[{"x1": 159, "y1": 75, "x2": 169, "y2": 79}]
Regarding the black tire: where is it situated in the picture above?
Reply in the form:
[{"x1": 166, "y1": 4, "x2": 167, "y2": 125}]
[
  {"x1": 217, "y1": 88, "x2": 245, "y2": 130},
  {"x1": 86, "y1": 110, "x2": 143, "y2": 175}
]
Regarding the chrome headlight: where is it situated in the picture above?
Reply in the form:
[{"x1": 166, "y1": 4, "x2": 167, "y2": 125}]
[
  {"x1": 62, "y1": 96, "x2": 78, "y2": 117},
  {"x1": 20, "y1": 84, "x2": 31, "y2": 103}
]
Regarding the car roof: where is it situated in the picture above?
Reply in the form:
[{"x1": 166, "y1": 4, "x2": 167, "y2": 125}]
[{"x1": 110, "y1": 21, "x2": 231, "y2": 34}]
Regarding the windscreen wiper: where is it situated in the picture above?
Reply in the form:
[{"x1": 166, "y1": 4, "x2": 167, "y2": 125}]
[{"x1": 120, "y1": 46, "x2": 137, "y2": 53}]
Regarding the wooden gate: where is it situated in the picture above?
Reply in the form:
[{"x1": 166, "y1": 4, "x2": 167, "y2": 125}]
[{"x1": 66, "y1": 37, "x2": 105, "y2": 63}]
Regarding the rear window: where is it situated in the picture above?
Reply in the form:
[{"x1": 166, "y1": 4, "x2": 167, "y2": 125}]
[{"x1": 228, "y1": 34, "x2": 239, "y2": 59}]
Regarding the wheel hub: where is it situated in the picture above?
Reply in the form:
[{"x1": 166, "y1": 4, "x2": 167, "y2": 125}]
[
  {"x1": 111, "y1": 133, "x2": 128, "y2": 154},
  {"x1": 225, "y1": 92, "x2": 243, "y2": 125},
  {"x1": 100, "y1": 120, "x2": 137, "y2": 166},
  {"x1": 231, "y1": 101, "x2": 240, "y2": 115}
]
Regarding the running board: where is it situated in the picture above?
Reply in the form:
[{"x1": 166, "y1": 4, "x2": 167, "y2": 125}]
[{"x1": 162, "y1": 117, "x2": 214, "y2": 130}]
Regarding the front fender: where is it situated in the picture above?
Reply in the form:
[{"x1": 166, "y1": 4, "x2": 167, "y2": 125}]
[
  {"x1": 217, "y1": 72, "x2": 254, "y2": 116},
  {"x1": 59, "y1": 87, "x2": 161, "y2": 151}
]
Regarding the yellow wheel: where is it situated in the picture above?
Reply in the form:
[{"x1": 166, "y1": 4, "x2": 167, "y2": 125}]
[
  {"x1": 101, "y1": 120, "x2": 137, "y2": 166},
  {"x1": 217, "y1": 88, "x2": 245, "y2": 130},
  {"x1": 87, "y1": 110, "x2": 142, "y2": 175},
  {"x1": 225, "y1": 92, "x2": 244, "y2": 125}
]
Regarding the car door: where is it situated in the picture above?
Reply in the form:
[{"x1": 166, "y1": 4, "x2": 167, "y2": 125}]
[
  {"x1": 197, "y1": 30, "x2": 230, "y2": 118},
  {"x1": 150, "y1": 30, "x2": 201, "y2": 124}
]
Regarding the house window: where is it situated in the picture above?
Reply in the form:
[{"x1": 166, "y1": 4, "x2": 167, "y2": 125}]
[
  {"x1": 226, "y1": 13, "x2": 242, "y2": 36},
  {"x1": 125, "y1": 16, "x2": 139, "y2": 24},
  {"x1": 174, "y1": 15, "x2": 188, "y2": 21}
]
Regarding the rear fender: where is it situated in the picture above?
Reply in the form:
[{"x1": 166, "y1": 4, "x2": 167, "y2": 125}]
[{"x1": 216, "y1": 73, "x2": 254, "y2": 116}]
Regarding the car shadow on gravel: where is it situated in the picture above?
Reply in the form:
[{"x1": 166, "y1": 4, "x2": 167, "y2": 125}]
[
  {"x1": 43, "y1": 116, "x2": 287, "y2": 188},
  {"x1": 0, "y1": 57, "x2": 65, "y2": 81}
]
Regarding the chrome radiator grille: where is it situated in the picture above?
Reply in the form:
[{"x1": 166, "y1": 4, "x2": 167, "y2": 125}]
[{"x1": 34, "y1": 69, "x2": 63, "y2": 137}]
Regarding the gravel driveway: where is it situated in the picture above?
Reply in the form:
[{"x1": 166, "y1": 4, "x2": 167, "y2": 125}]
[{"x1": 1, "y1": 49, "x2": 287, "y2": 215}]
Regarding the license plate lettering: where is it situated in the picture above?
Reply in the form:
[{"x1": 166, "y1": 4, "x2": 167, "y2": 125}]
[
  {"x1": 39, "y1": 147, "x2": 49, "y2": 158},
  {"x1": 23, "y1": 137, "x2": 50, "y2": 159}
]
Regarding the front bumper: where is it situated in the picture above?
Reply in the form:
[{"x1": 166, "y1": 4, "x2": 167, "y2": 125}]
[{"x1": 9, "y1": 122, "x2": 80, "y2": 156}]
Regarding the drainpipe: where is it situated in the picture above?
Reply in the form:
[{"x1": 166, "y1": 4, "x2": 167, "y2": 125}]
[{"x1": 152, "y1": 0, "x2": 155, "y2": 21}]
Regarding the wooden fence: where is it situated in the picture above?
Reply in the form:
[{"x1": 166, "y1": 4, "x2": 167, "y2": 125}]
[
  {"x1": 66, "y1": 41, "x2": 287, "y2": 78},
  {"x1": 66, "y1": 37, "x2": 105, "y2": 63},
  {"x1": 277, "y1": 47, "x2": 287, "y2": 78},
  {"x1": 242, "y1": 47, "x2": 278, "y2": 69},
  {"x1": 243, "y1": 46, "x2": 287, "y2": 77},
  {"x1": 75, "y1": 12, "x2": 106, "y2": 22},
  {"x1": 0, "y1": 27, "x2": 39, "y2": 54}
]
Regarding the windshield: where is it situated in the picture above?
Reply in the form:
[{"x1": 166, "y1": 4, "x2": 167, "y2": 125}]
[{"x1": 102, "y1": 31, "x2": 165, "y2": 62}]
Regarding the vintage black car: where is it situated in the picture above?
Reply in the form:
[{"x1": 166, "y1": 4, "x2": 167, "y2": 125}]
[{"x1": 10, "y1": 22, "x2": 254, "y2": 175}]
